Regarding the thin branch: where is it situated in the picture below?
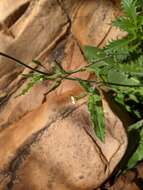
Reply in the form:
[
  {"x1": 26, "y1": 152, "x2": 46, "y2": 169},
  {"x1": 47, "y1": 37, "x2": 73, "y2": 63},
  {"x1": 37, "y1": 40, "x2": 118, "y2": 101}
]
[
  {"x1": 64, "y1": 76, "x2": 143, "y2": 87},
  {"x1": 43, "y1": 79, "x2": 62, "y2": 97},
  {"x1": 65, "y1": 56, "x2": 111, "y2": 74},
  {"x1": 55, "y1": 60, "x2": 66, "y2": 73},
  {"x1": 1, "y1": 51, "x2": 142, "y2": 89},
  {"x1": 0, "y1": 52, "x2": 48, "y2": 75}
]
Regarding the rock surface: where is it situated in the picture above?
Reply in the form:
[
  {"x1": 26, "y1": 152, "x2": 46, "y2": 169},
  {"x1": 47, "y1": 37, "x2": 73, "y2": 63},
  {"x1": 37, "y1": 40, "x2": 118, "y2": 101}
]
[{"x1": 0, "y1": 0, "x2": 128, "y2": 190}]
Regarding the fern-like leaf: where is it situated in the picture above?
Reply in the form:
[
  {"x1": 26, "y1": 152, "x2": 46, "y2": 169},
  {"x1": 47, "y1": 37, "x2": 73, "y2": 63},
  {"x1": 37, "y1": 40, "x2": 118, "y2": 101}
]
[
  {"x1": 118, "y1": 55, "x2": 143, "y2": 76},
  {"x1": 113, "y1": 16, "x2": 136, "y2": 33},
  {"x1": 104, "y1": 38, "x2": 131, "y2": 61},
  {"x1": 121, "y1": 0, "x2": 138, "y2": 22}
]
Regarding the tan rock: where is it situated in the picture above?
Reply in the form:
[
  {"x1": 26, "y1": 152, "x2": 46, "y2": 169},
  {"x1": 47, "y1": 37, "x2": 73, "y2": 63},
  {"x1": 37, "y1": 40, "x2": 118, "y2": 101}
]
[
  {"x1": 0, "y1": 87, "x2": 127, "y2": 190},
  {"x1": 0, "y1": 0, "x2": 128, "y2": 189}
]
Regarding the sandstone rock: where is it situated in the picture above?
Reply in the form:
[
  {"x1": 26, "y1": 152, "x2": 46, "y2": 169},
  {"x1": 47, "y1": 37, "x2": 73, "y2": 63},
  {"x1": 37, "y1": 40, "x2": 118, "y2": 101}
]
[{"x1": 0, "y1": 0, "x2": 128, "y2": 189}]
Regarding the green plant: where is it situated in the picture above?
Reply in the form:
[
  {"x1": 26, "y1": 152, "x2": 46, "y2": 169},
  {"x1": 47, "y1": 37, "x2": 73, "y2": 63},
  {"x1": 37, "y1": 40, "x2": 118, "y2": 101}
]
[
  {"x1": 1, "y1": 0, "x2": 143, "y2": 151},
  {"x1": 84, "y1": 0, "x2": 143, "y2": 170},
  {"x1": 0, "y1": 52, "x2": 108, "y2": 141}
]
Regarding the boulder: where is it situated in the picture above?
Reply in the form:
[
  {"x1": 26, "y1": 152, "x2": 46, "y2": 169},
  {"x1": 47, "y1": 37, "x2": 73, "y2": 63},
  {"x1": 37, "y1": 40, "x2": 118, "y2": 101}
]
[{"x1": 0, "y1": 0, "x2": 127, "y2": 189}]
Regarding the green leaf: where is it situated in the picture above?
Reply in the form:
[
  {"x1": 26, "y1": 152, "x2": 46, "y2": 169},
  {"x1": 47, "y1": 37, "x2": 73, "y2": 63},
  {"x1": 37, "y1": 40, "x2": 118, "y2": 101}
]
[
  {"x1": 18, "y1": 74, "x2": 45, "y2": 96},
  {"x1": 115, "y1": 120, "x2": 142, "y2": 175},
  {"x1": 121, "y1": 0, "x2": 138, "y2": 22},
  {"x1": 105, "y1": 38, "x2": 131, "y2": 54},
  {"x1": 107, "y1": 70, "x2": 140, "y2": 85},
  {"x1": 88, "y1": 91, "x2": 105, "y2": 142},
  {"x1": 79, "y1": 80, "x2": 105, "y2": 141},
  {"x1": 127, "y1": 128, "x2": 143, "y2": 169},
  {"x1": 113, "y1": 16, "x2": 136, "y2": 33},
  {"x1": 79, "y1": 80, "x2": 95, "y2": 94},
  {"x1": 118, "y1": 55, "x2": 143, "y2": 75},
  {"x1": 84, "y1": 46, "x2": 106, "y2": 62},
  {"x1": 128, "y1": 119, "x2": 143, "y2": 131},
  {"x1": 84, "y1": 46, "x2": 112, "y2": 77}
]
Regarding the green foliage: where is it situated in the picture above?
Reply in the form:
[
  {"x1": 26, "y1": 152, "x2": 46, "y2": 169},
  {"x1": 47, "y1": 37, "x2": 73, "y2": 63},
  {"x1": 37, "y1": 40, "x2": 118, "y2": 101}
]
[
  {"x1": 107, "y1": 70, "x2": 140, "y2": 85},
  {"x1": 118, "y1": 55, "x2": 143, "y2": 76},
  {"x1": 79, "y1": 81, "x2": 105, "y2": 141},
  {"x1": 0, "y1": 0, "x2": 143, "y2": 148},
  {"x1": 127, "y1": 128, "x2": 143, "y2": 169},
  {"x1": 88, "y1": 92, "x2": 105, "y2": 142},
  {"x1": 19, "y1": 73, "x2": 46, "y2": 96},
  {"x1": 105, "y1": 0, "x2": 143, "y2": 61},
  {"x1": 84, "y1": 0, "x2": 143, "y2": 169},
  {"x1": 121, "y1": 0, "x2": 138, "y2": 23},
  {"x1": 128, "y1": 120, "x2": 143, "y2": 170},
  {"x1": 84, "y1": 0, "x2": 143, "y2": 119},
  {"x1": 117, "y1": 120, "x2": 143, "y2": 175}
]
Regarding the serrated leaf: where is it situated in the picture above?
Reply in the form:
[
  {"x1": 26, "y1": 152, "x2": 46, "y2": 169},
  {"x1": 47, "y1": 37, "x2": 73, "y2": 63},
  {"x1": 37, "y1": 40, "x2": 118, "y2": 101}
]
[
  {"x1": 79, "y1": 80, "x2": 105, "y2": 141},
  {"x1": 105, "y1": 38, "x2": 131, "y2": 53},
  {"x1": 113, "y1": 16, "x2": 136, "y2": 33},
  {"x1": 121, "y1": 0, "x2": 138, "y2": 22},
  {"x1": 84, "y1": 46, "x2": 106, "y2": 62},
  {"x1": 88, "y1": 91, "x2": 105, "y2": 142},
  {"x1": 118, "y1": 55, "x2": 143, "y2": 75},
  {"x1": 107, "y1": 70, "x2": 140, "y2": 85},
  {"x1": 84, "y1": 46, "x2": 113, "y2": 77}
]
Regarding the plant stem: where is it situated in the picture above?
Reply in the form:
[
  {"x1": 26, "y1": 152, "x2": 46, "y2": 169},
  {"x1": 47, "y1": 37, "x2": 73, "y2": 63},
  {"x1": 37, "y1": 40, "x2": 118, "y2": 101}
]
[
  {"x1": 64, "y1": 76, "x2": 143, "y2": 87},
  {"x1": 0, "y1": 52, "x2": 48, "y2": 75},
  {"x1": 1, "y1": 51, "x2": 143, "y2": 88},
  {"x1": 32, "y1": 60, "x2": 49, "y2": 71},
  {"x1": 66, "y1": 56, "x2": 110, "y2": 74}
]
